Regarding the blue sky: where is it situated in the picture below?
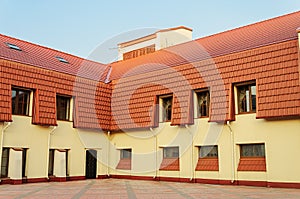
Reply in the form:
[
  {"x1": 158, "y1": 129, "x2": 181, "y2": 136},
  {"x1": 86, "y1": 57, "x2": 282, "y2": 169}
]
[{"x1": 1, "y1": 0, "x2": 300, "y2": 61}]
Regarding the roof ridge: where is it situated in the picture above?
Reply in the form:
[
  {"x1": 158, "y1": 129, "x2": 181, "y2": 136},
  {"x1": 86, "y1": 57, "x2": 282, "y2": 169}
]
[{"x1": 196, "y1": 10, "x2": 300, "y2": 42}]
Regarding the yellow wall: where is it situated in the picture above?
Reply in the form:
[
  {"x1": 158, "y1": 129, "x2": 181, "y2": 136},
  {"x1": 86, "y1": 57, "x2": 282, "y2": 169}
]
[{"x1": 1, "y1": 113, "x2": 299, "y2": 184}]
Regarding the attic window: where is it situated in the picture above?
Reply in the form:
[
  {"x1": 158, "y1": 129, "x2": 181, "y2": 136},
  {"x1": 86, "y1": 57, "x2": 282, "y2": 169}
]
[
  {"x1": 5, "y1": 42, "x2": 21, "y2": 51},
  {"x1": 55, "y1": 56, "x2": 69, "y2": 64}
]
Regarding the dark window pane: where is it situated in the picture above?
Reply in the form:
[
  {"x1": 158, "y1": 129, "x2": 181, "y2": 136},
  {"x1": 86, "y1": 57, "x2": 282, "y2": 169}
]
[
  {"x1": 22, "y1": 149, "x2": 27, "y2": 177},
  {"x1": 56, "y1": 96, "x2": 70, "y2": 120},
  {"x1": 199, "y1": 146, "x2": 218, "y2": 158},
  {"x1": 12, "y1": 88, "x2": 30, "y2": 115},
  {"x1": 162, "y1": 96, "x2": 172, "y2": 122},
  {"x1": 1, "y1": 148, "x2": 9, "y2": 178},
  {"x1": 48, "y1": 149, "x2": 55, "y2": 176},
  {"x1": 197, "y1": 91, "x2": 210, "y2": 117},
  {"x1": 121, "y1": 149, "x2": 131, "y2": 159},
  {"x1": 237, "y1": 83, "x2": 256, "y2": 113},
  {"x1": 163, "y1": 147, "x2": 179, "y2": 158},
  {"x1": 241, "y1": 144, "x2": 265, "y2": 157}
]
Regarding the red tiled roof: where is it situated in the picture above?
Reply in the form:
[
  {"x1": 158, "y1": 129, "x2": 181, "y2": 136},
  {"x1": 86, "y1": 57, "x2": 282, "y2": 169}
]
[
  {"x1": 0, "y1": 59, "x2": 111, "y2": 129},
  {"x1": 110, "y1": 11, "x2": 300, "y2": 80},
  {"x1": 159, "y1": 158, "x2": 180, "y2": 171},
  {"x1": 0, "y1": 11, "x2": 300, "y2": 130},
  {"x1": 116, "y1": 158, "x2": 131, "y2": 170},
  {"x1": 195, "y1": 158, "x2": 219, "y2": 171},
  {"x1": 237, "y1": 157, "x2": 267, "y2": 172},
  {"x1": 0, "y1": 34, "x2": 110, "y2": 82},
  {"x1": 110, "y1": 11, "x2": 300, "y2": 130}
]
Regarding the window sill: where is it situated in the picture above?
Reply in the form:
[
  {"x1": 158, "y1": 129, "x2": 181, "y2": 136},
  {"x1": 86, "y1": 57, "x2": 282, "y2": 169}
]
[{"x1": 237, "y1": 112, "x2": 256, "y2": 115}]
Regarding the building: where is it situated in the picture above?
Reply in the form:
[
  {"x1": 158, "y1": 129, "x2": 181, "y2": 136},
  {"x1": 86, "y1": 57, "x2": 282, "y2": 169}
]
[
  {"x1": 0, "y1": 11, "x2": 300, "y2": 188},
  {"x1": 117, "y1": 26, "x2": 193, "y2": 60}
]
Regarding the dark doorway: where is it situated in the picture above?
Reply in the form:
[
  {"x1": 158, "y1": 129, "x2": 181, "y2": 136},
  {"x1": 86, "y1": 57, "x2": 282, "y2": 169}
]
[{"x1": 85, "y1": 149, "x2": 97, "y2": 179}]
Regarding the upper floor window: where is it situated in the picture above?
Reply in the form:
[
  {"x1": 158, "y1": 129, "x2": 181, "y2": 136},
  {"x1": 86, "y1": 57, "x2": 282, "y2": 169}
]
[
  {"x1": 160, "y1": 95, "x2": 173, "y2": 122},
  {"x1": 196, "y1": 90, "x2": 210, "y2": 117},
  {"x1": 56, "y1": 95, "x2": 71, "y2": 121},
  {"x1": 236, "y1": 82, "x2": 256, "y2": 113},
  {"x1": 12, "y1": 88, "x2": 31, "y2": 116}
]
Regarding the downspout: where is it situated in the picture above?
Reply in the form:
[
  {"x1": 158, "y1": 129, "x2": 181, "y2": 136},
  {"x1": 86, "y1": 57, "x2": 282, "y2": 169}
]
[
  {"x1": 107, "y1": 131, "x2": 111, "y2": 177},
  {"x1": 150, "y1": 128, "x2": 157, "y2": 179},
  {"x1": 185, "y1": 125, "x2": 194, "y2": 182},
  {"x1": 0, "y1": 122, "x2": 11, "y2": 182},
  {"x1": 45, "y1": 126, "x2": 57, "y2": 179},
  {"x1": 227, "y1": 121, "x2": 235, "y2": 184}
]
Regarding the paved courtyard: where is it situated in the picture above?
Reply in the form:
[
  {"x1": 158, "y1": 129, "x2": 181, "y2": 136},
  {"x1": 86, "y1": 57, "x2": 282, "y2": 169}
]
[{"x1": 0, "y1": 179, "x2": 300, "y2": 199}]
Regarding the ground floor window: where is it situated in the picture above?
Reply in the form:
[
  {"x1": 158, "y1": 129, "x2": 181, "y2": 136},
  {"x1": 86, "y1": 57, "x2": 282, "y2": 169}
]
[
  {"x1": 1, "y1": 148, "x2": 9, "y2": 178},
  {"x1": 159, "y1": 147, "x2": 180, "y2": 171},
  {"x1": 196, "y1": 145, "x2": 219, "y2": 171},
  {"x1": 238, "y1": 143, "x2": 266, "y2": 171},
  {"x1": 22, "y1": 149, "x2": 27, "y2": 178},
  {"x1": 116, "y1": 149, "x2": 132, "y2": 170},
  {"x1": 48, "y1": 149, "x2": 55, "y2": 176}
]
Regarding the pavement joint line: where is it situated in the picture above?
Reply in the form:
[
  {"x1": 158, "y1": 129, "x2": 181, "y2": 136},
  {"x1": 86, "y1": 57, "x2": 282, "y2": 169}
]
[
  {"x1": 125, "y1": 181, "x2": 137, "y2": 199},
  {"x1": 160, "y1": 181, "x2": 194, "y2": 199},
  {"x1": 14, "y1": 184, "x2": 51, "y2": 199},
  {"x1": 71, "y1": 180, "x2": 96, "y2": 199}
]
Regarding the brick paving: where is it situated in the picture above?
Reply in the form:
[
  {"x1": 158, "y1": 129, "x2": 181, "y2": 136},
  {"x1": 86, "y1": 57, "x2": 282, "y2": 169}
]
[{"x1": 0, "y1": 179, "x2": 300, "y2": 198}]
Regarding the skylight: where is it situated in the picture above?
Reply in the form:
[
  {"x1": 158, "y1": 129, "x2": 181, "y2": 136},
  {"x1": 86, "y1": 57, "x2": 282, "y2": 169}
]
[
  {"x1": 5, "y1": 42, "x2": 21, "y2": 51},
  {"x1": 55, "y1": 56, "x2": 69, "y2": 64}
]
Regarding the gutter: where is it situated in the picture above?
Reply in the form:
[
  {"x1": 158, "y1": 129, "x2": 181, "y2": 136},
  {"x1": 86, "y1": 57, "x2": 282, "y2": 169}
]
[
  {"x1": 227, "y1": 121, "x2": 236, "y2": 184},
  {"x1": 150, "y1": 128, "x2": 158, "y2": 179},
  {"x1": 107, "y1": 131, "x2": 111, "y2": 177},
  {"x1": 185, "y1": 124, "x2": 195, "y2": 182}
]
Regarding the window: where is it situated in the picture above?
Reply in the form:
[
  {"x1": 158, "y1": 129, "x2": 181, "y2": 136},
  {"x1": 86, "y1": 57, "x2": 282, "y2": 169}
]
[
  {"x1": 120, "y1": 149, "x2": 131, "y2": 159},
  {"x1": 12, "y1": 88, "x2": 31, "y2": 116},
  {"x1": 240, "y1": 144, "x2": 265, "y2": 157},
  {"x1": 196, "y1": 146, "x2": 219, "y2": 171},
  {"x1": 160, "y1": 147, "x2": 180, "y2": 171},
  {"x1": 238, "y1": 144, "x2": 266, "y2": 171},
  {"x1": 236, "y1": 83, "x2": 256, "y2": 113},
  {"x1": 5, "y1": 42, "x2": 21, "y2": 51},
  {"x1": 199, "y1": 145, "x2": 218, "y2": 158},
  {"x1": 163, "y1": 147, "x2": 179, "y2": 158},
  {"x1": 48, "y1": 149, "x2": 55, "y2": 176},
  {"x1": 22, "y1": 149, "x2": 27, "y2": 178},
  {"x1": 160, "y1": 96, "x2": 173, "y2": 122},
  {"x1": 196, "y1": 90, "x2": 210, "y2": 117},
  {"x1": 1, "y1": 148, "x2": 9, "y2": 178},
  {"x1": 55, "y1": 56, "x2": 69, "y2": 64},
  {"x1": 56, "y1": 95, "x2": 71, "y2": 121},
  {"x1": 66, "y1": 150, "x2": 69, "y2": 176},
  {"x1": 116, "y1": 149, "x2": 132, "y2": 170}
]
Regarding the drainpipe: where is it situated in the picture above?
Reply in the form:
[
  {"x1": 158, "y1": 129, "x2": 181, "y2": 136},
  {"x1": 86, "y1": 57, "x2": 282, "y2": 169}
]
[
  {"x1": 107, "y1": 131, "x2": 111, "y2": 177},
  {"x1": 150, "y1": 128, "x2": 157, "y2": 179},
  {"x1": 45, "y1": 126, "x2": 56, "y2": 179},
  {"x1": 185, "y1": 125, "x2": 194, "y2": 182},
  {"x1": 226, "y1": 121, "x2": 235, "y2": 184},
  {"x1": 0, "y1": 122, "x2": 11, "y2": 182}
]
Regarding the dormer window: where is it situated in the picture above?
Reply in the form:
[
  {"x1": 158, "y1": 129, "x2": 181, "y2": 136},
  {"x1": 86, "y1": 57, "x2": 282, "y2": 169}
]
[
  {"x1": 55, "y1": 56, "x2": 69, "y2": 64},
  {"x1": 5, "y1": 42, "x2": 21, "y2": 51}
]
